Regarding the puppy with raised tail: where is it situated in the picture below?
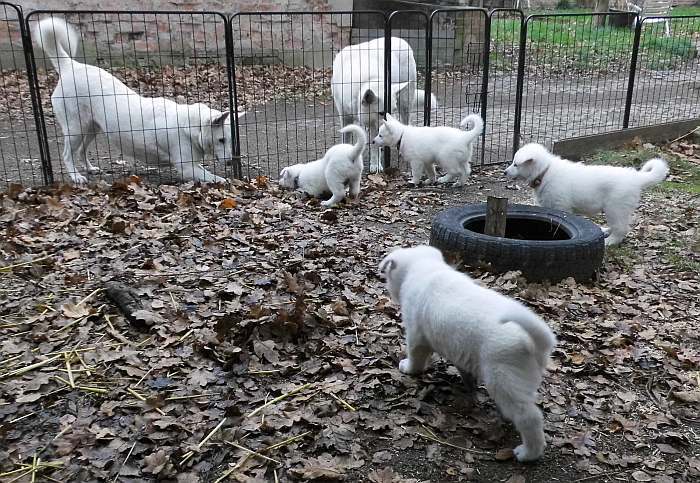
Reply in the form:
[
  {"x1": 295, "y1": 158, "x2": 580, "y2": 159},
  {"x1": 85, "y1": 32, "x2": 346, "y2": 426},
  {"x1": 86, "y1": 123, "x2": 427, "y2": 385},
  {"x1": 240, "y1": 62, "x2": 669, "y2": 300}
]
[
  {"x1": 379, "y1": 245, "x2": 556, "y2": 462},
  {"x1": 278, "y1": 125, "x2": 365, "y2": 207},
  {"x1": 372, "y1": 113, "x2": 483, "y2": 186},
  {"x1": 505, "y1": 143, "x2": 669, "y2": 246}
]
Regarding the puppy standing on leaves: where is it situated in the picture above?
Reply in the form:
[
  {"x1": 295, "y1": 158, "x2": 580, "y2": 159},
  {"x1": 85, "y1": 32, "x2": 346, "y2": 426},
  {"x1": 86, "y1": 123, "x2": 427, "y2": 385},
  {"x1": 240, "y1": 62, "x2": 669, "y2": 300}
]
[
  {"x1": 278, "y1": 125, "x2": 366, "y2": 207},
  {"x1": 505, "y1": 143, "x2": 669, "y2": 246},
  {"x1": 379, "y1": 246, "x2": 556, "y2": 462}
]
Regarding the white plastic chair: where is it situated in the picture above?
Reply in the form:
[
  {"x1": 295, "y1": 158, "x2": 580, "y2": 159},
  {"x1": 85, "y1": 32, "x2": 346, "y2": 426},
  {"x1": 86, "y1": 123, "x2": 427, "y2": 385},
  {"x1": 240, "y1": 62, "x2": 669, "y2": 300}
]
[{"x1": 627, "y1": 0, "x2": 673, "y2": 37}]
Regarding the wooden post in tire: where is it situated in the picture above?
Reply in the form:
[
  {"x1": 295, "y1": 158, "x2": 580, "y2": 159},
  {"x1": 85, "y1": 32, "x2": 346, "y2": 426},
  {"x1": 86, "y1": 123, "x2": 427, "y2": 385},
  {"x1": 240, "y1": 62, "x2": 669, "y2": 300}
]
[{"x1": 485, "y1": 196, "x2": 507, "y2": 238}]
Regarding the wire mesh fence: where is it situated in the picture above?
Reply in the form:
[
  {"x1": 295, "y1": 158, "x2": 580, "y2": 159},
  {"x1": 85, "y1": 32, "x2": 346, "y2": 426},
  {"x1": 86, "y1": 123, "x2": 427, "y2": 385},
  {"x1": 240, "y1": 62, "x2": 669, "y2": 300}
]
[
  {"x1": 25, "y1": 9, "x2": 232, "y2": 186},
  {"x1": 0, "y1": 4, "x2": 699, "y2": 190},
  {"x1": 626, "y1": 15, "x2": 700, "y2": 128},
  {"x1": 515, "y1": 12, "x2": 638, "y2": 150},
  {"x1": 0, "y1": 2, "x2": 47, "y2": 188}
]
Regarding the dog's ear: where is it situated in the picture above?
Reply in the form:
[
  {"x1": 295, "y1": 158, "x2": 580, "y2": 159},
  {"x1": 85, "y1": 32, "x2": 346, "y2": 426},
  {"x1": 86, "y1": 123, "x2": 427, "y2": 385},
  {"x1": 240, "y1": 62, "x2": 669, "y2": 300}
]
[
  {"x1": 378, "y1": 256, "x2": 396, "y2": 278},
  {"x1": 211, "y1": 111, "x2": 230, "y2": 126},
  {"x1": 385, "y1": 113, "x2": 397, "y2": 123},
  {"x1": 516, "y1": 158, "x2": 534, "y2": 166},
  {"x1": 362, "y1": 87, "x2": 377, "y2": 105}
]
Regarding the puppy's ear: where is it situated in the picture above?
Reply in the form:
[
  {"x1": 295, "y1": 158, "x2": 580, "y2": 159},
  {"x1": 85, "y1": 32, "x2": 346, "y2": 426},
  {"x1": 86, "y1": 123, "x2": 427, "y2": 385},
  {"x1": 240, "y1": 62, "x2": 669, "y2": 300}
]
[
  {"x1": 378, "y1": 256, "x2": 396, "y2": 278},
  {"x1": 385, "y1": 113, "x2": 396, "y2": 123},
  {"x1": 211, "y1": 111, "x2": 230, "y2": 126},
  {"x1": 516, "y1": 158, "x2": 534, "y2": 167},
  {"x1": 362, "y1": 88, "x2": 377, "y2": 105}
]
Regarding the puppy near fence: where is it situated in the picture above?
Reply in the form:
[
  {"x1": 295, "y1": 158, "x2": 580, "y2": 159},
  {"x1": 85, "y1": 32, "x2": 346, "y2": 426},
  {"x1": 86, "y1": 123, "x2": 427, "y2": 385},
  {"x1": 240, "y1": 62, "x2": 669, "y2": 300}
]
[{"x1": 33, "y1": 17, "x2": 243, "y2": 185}]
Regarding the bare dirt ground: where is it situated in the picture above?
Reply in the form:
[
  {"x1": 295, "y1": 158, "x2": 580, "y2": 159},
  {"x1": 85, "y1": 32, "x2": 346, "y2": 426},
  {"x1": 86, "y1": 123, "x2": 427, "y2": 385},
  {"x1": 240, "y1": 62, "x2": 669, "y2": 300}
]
[{"x1": 1, "y1": 140, "x2": 699, "y2": 482}]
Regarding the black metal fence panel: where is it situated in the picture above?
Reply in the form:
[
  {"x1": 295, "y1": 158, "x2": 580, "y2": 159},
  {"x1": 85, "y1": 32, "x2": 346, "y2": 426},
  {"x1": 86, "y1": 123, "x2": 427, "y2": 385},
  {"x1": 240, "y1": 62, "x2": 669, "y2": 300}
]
[
  {"x1": 25, "y1": 9, "x2": 231, "y2": 186},
  {"x1": 230, "y1": 11, "x2": 386, "y2": 179},
  {"x1": 0, "y1": 2, "x2": 46, "y2": 189},
  {"x1": 487, "y1": 8, "x2": 522, "y2": 164},
  {"x1": 627, "y1": 15, "x2": 700, "y2": 128},
  {"x1": 515, "y1": 12, "x2": 637, "y2": 151},
  {"x1": 427, "y1": 8, "x2": 488, "y2": 166}
]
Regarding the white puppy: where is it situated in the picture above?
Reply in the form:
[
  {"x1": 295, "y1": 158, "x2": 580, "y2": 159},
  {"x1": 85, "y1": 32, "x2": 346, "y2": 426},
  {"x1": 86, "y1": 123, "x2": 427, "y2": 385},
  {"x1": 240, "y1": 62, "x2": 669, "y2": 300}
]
[
  {"x1": 505, "y1": 143, "x2": 669, "y2": 246},
  {"x1": 34, "y1": 17, "x2": 242, "y2": 185},
  {"x1": 278, "y1": 124, "x2": 365, "y2": 207},
  {"x1": 332, "y1": 37, "x2": 435, "y2": 173},
  {"x1": 379, "y1": 245, "x2": 556, "y2": 462},
  {"x1": 372, "y1": 113, "x2": 483, "y2": 186}
]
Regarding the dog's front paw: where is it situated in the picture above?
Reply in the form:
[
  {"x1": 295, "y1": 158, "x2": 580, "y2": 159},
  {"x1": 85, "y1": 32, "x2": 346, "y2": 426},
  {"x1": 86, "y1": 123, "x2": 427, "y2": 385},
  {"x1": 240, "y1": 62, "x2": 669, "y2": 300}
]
[
  {"x1": 437, "y1": 175, "x2": 451, "y2": 184},
  {"x1": 513, "y1": 444, "x2": 544, "y2": 463},
  {"x1": 320, "y1": 200, "x2": 335, "y2": 207},
  {"x1": 399, "y1": 358, "x2": 421, "y2": 375},
  {"x1": 600, "y1": 227, "x2": 611, "y2": 237},
  {"x1": 87, "y1": 165, "x2": 101, "y2": 174},
  {"x1": 70, "y1": 173, "x2": 88, "y2": 185}
]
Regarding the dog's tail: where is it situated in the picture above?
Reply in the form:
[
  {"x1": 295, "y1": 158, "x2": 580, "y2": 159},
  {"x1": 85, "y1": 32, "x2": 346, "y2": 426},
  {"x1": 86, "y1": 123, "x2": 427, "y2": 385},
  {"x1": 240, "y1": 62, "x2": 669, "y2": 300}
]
[
  {"x1": 506, "y1": 312, "x2": 556, "y2": 368},
  {"x1": 34, "y1": 17, "x2": 80, "y2": 72},
  {"x1": 459, "y1": 113, "x2": 484, "y2": 143},
  {"x1": 637, "y1": 157, "x2": 669, "y2": 189},
  {"x1": 339, "y1": 124, "x2": 367, "y2": 161},
  {"x1": 414, "y1": 90, "x2": 438, "y2": 112}
]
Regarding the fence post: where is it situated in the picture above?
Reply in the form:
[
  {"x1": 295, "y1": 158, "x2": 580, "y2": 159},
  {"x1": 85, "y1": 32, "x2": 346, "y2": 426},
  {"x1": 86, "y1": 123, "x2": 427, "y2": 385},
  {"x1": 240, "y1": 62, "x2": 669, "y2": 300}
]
[
  {"x1": 424, "y1": 12, "x2": 433, "y2": 126},
  {"x1": 225, "y1": 14, "x2": 242, "y2": 179},
  {"x1": 383, "y1": 13, "x2": 393, "y2": 170},
  {"x1": 623, "y1": 16, "x2": 642, "y2": 129},
  {"x1": 21, "y1": 10, "x2": 54, "y2": 185},
  {"x1": 512, "y1": 15, "x2": 528, "y2": 156},
  {"x1": 480, "y1": 10, "x2": 491, "y2": 165}
]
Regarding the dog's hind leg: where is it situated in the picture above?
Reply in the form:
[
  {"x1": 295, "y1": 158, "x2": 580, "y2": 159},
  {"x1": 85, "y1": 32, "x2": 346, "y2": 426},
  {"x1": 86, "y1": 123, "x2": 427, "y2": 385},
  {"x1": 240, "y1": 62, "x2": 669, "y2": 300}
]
[
  {"x1": 321, "y1": 177, "x2": 346, "y2": 207},
  {"x1": 77, "y1": 122, "x2": 100, "y2": 174},
  {"x1": 348, "y1": 174, "x2": 361, "y2": 200},
  {"x1": 604, "y1": 206, "x2": 632, "y2": 246}
]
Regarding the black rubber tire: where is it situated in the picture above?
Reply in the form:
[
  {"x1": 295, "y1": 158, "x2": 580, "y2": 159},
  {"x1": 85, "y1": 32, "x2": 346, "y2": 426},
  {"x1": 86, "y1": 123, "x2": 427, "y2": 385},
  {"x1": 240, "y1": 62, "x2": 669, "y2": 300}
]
[{"x1": 430, "y1": 203, "x2": 605, "y2": 282}]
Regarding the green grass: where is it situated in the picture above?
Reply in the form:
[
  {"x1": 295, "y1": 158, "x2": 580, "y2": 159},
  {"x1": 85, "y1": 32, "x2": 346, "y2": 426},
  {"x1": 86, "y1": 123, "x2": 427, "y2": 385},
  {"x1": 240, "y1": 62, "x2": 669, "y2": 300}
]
[
  {"x1": 490, "y1": 11, "x2": 698, "y2": 73},
  {"x1": 587, "y1": 145, "x2": 700, "y2": 195}
]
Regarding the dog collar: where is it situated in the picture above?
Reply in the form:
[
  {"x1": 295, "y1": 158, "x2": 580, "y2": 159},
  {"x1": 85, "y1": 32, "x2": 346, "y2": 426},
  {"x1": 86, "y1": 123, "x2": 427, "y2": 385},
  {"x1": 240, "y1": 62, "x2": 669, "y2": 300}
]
[{"x1": 529, "y1": 167, "x2": 549, "y2": 189}]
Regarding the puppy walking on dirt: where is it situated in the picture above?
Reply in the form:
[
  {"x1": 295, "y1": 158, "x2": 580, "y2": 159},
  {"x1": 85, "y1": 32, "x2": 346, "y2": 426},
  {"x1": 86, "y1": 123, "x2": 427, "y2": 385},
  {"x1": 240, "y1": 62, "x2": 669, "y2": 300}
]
[
  {"x1": 379, "y1": 246, "x2": 556, "y2": 462},
  {"x1": 34, "y1": 17, "x2": 241, "y2": 184},
  {"x1": 372, "y1": 113, "x2": 483, "y2": 186},
  {"x1": 278, "y1": 125, "x2": 366, "y2": 207},
  {"x1": 505, "y1": 143, "x2": 669, "y2": 246}
]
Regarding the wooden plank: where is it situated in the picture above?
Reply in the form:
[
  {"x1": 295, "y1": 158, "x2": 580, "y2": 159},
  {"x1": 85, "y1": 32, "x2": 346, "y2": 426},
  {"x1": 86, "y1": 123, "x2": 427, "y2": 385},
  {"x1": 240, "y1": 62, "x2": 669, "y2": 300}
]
[
  {"x1": 553, "y1": 118, "x2": 700, "y2": 160},
  {"x1": 485, "y1": 196, "x2": 508, "y2": 238}
]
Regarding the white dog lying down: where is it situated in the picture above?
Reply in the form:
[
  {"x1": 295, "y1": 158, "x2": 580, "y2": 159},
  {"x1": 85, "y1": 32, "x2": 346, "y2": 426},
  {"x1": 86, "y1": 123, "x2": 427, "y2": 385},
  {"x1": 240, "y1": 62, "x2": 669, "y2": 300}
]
[
  {"x1": 505, "y1": 143, "x2": 669, "y2": 246},
  {"x1": 379, "y1": 245, "x2": 556, "y2": 462},
  {"x1": 331, "y1": 37, "x2": 435, "y2": 173},
  {"x1": 372, "y1": 113, "x2": 483, "y2": 186},
  {"x1": 278, "y1": 124, "x2": 366, "y2": 207},
  {"x1": 34, "y1": 17, "x2": 242, "y2": 185}
]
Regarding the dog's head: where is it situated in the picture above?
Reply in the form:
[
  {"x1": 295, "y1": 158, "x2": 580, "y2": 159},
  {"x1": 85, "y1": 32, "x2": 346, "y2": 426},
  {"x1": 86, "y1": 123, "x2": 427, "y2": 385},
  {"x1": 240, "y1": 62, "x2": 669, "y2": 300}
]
[
  {"x1": 372, "y1": 113, "x2": 403, "y2": 148},
  {"x1": 504, "y1": 143, "x2": 552, "y2": 181},
  {"x1": 379, "y1": 245, "x2": 443, "y2": 303},
  {"x1": 358, "y1": 81, "x2": 410, "y2": 131},
  {"x1": 199, "y1": 110, "x2": 246, "y2": 163},
  {"x1": 278, "y1": 165, "x2": 302, "y2": 190}
]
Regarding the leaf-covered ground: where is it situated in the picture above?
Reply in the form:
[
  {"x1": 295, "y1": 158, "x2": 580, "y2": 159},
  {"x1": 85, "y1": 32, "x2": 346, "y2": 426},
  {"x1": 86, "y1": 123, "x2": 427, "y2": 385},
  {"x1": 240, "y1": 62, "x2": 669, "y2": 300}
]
[{"x1": 1, "y1": 142, "x2": 699, "y2": 482}]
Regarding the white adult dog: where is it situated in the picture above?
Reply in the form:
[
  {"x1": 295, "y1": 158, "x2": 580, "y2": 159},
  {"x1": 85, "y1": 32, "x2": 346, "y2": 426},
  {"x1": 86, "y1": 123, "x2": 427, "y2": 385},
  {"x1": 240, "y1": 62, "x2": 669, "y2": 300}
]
[
  {"x1": 278, "y1": 124, "x2": 365, "y2": 207},
  {"x1": 505, "y1": 143, "x2": 669, "y2": 246},
  {"x1": 372, "y1": 113, "x2": 483, "y2": 186},
  {"x1": 331, "y1": 37, "x2": 436, "y2": 173},
  {"x1": 379, "y1": 245, "x2": 556, "y2": 462},
  {"x1": 34, "y1": 17, "x2": 242, "y2": 185}
]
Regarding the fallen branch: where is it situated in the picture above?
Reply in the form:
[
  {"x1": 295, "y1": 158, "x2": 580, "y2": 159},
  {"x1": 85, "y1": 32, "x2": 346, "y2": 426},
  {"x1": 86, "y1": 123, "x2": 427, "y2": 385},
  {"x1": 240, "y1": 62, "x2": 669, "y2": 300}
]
[{"x1": 247, "y1": 383, "x2": 313, "y2": 418}]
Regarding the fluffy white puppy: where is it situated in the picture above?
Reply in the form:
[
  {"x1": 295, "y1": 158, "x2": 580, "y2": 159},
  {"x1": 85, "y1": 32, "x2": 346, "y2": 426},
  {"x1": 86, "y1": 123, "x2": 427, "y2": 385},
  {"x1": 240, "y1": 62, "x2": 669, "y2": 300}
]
[
  {"x1": 379, "y1": 246, "x2": 556, "y2": 462},
  {"x1": 372, "y1": 113, "x2": 483, "y2": 186},
  {"x1": 278, "y1": 125, "x2": 366, "y2": 207},
  {"x1": 505, "y1": 143, "x2": 669, "y2": 246}
]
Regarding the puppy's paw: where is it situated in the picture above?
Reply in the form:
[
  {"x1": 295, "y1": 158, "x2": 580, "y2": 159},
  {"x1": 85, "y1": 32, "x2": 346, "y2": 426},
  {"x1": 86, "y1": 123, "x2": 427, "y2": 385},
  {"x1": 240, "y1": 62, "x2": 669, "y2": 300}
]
[
  {"x1": 601, "y1": 227, "x2": 611, "y2": 237},
  {"x1": 437, "y1": 175, "x2": 451, "y2": 184},
  {"x1": 513, "y1": 444, "x2": 543, "y2": 463},
  {"x1": 399, "y1": 358, "x2": 421, "y2": 375},
  {"x1": 87, "y1": 165, "x2": 101, "y2": 174},
  {"x1": 70, "y1": 173, "x2": 88, "y2": 185},
  {"x1": 320, "y1": 200, "x2": 335, "y2": 208}
]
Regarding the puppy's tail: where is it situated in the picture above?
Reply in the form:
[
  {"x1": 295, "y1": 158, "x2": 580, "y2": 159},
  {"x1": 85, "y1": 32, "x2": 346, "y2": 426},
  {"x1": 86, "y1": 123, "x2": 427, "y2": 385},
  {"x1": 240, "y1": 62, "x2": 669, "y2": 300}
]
[
  {"x1": 34, "y1": 17, "x2": 80, "y2": 72},
  {"x1": 339, "y1": 124, "x2": 367, "y2": 161},
  {"x1": 459, "y1": 114, "x2": 484, "y2": 143},
  {"x1": 637, "y1": 157, "x2": 669, "y2": 189},
  {"x1": 507, "y1": 313, "x2": 556, "y2": 368}
]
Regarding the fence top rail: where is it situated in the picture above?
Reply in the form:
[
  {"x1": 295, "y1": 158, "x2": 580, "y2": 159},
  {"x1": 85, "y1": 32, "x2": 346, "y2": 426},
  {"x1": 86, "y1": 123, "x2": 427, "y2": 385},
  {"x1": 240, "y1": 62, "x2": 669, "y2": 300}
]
[
  {"x1": 387, "y1": 9, "x2": 430, "y2": 21},
  {"x1": 0, "y1": 1, "x2": 21, "y2": 13},
  {"x1": 489, "y1": 8, "x2": 525, "y2": 18},
  {"x1": 26, "y1": 9, "x2": 228, "y2": 19},
  {"x1": 231, "y1": 10, "x2": 385, "y2": 17},
  {"x1": 641, "y1": 14, "x2": 700, "y2": 20},
  {"x1": 527, "y1": 11, "x2": 638, "y2": 20}
]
